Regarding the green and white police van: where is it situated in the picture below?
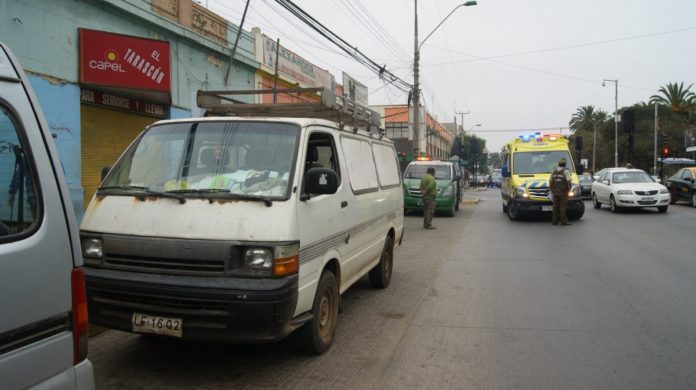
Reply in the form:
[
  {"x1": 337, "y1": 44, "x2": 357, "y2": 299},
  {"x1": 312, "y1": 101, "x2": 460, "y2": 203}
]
[{"x1": 402, "y1": 160, "x2": 463, "y2": 217}]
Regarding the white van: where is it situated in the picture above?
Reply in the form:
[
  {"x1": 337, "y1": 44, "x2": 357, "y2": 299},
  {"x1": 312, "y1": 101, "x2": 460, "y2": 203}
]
[
  {"x1": 80, "y1": 114, "x2": 404, "y2": 353},
  {"x1": 0, "y1": 43, "x2": 94, "y2": 388}
]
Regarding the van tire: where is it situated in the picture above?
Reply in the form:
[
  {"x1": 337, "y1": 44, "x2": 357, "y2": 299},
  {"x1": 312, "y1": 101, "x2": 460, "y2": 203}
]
[
  {"x1": 507, "y1": 201, "x2": 520, "y2": 220},
  {"x1": 502, "y1": 203, "x2": 508, "y2": 213},
  {"x1": 296, "y1": 270, "x2": 339, "y2": 355},
  {"x1": 446, "y1": 200, "x2": 456, "y2": 217},
  {"x1": 369, "y1": 235, "x2": 394, "y2": 289}
]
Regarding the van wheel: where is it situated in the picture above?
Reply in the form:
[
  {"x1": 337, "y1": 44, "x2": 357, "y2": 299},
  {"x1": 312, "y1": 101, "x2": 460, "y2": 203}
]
[
  {"x1": 691, "y1": 192, "x2": 696, "y2": 208},
  {"x1": 502, "y1": 203, "x2": 508, "y2": 213},
  {"x1": 369, "y1": 235, "x2": 394, "y2": 289},
  {"x1": 297, "y1": 271, "x2": 339, "y2": 355},
  {"x1": 446, "y1": 200, "x2": 456, "y2": 217},
  {"x1": 507, "y1": 201, "x2": 520, "y2": 220}
]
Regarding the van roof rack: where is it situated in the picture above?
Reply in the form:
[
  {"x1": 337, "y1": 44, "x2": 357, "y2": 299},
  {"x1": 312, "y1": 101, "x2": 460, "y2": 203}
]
[{"x1": 196, "y1": 87, "x2": 382, "y2": 132}]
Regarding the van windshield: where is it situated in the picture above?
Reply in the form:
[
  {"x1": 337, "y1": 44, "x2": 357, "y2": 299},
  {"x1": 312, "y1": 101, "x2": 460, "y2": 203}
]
[
  {"x1": 404, "y1": 164, "x2": 451, "y2": 180},
  {"x1": 101, "y1": 121, "x2": 299, "y2": 199},
  {"x1": 513, "y1": 151, "x2": 573, "y2": 175}
]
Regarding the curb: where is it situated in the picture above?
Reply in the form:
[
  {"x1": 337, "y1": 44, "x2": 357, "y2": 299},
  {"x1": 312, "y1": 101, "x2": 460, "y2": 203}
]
[{"x1": 460, "y1": 197, "x2": 479, "y2": 205}]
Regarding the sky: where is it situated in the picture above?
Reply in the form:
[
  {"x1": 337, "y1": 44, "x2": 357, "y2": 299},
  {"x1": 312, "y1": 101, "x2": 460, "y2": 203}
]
[{"x1": 206, "y1": 0, "x2": 696, "y2": 152}]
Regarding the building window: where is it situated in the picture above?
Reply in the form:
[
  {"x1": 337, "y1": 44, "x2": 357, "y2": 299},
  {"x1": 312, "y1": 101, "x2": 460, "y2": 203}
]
[{"x1": 386, "y1": 122, "x2": 408, "y2": 140}]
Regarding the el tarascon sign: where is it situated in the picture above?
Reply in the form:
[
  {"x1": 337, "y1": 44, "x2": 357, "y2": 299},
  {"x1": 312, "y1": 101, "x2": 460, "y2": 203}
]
[{"x1": 79, "y1": 29, "x2": 171, "y2": 92}]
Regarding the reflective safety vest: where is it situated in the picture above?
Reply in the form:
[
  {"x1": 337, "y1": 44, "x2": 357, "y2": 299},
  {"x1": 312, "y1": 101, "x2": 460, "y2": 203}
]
[{"x1": 550, "y1": 168, "x2": 569, "y2": 196}]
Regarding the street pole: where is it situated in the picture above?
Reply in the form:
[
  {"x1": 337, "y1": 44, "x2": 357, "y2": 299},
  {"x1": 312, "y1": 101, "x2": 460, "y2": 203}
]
[
  {"x1": 412, "y1": 1, "x2": 476, "y2": 158},
  {"x1": 412, "y1": 0, "x2": 421, "y2": 158},
  {"x1": 592, "y1": 122, "x2": 597, "y2": 173},
  {"x1": 614, "y1": 80, "x2": 618, "y2": 167},
  {"x1": 654, "y1": 103, "x2": 658, "y2": 175},
  {"x1": 455, "y1": 110, "x2": 469, "y2": 137}
]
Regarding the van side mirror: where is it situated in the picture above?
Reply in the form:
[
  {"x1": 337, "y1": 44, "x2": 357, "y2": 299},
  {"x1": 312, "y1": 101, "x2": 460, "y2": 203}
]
[
  {"x1": 576, "y1": 165, "x2": 585, "y2": 175},
  {"x1": 302, "y1": 168, "x2": 339, "y2": 200},
  {"x1": 101, "y1": 166, "x2": 111, "y2": 181},
  {"x1": 502, "y1": 166, "x2": 510, "y2": 177}
]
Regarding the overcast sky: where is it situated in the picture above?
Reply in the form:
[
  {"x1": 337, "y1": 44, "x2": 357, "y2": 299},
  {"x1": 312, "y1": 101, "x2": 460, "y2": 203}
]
[{"x1": 208, "y1": 0, "x2": 696, "y2": 152}]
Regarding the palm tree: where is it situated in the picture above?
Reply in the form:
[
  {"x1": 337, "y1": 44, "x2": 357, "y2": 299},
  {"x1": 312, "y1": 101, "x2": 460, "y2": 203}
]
[
  {"x1": 569, "y1": 106, "x2": 608, "y2": 172},
  {"x1": 649, "y1": 82, "x2": 695, "y2": 121}
]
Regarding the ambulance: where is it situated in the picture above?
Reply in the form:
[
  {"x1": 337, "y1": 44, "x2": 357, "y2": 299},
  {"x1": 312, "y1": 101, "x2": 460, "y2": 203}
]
[{"x1": 501, "y1": 132, "x2": 585, "y2": 220}]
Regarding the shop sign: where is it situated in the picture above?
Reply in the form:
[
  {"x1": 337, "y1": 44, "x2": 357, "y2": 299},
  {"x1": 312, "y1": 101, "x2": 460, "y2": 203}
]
[
  {"x1": 80, "y1": 89, "x2": 166, "y2": 118},
  {"x1": 79, "y1": 29, "x2": 170, "y2": 92},
  {"x1": 262, "y1": 35, "x2": 333, "y2": 90}
]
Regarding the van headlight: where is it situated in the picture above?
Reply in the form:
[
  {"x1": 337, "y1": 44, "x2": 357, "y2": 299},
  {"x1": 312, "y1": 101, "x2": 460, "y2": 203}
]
[
  {"x1": 244, "y1": 248, "x2": 273, "y2": 270},
  {"x1": 513, "y1": 186, "x2": 528, "y2": 198},
  {"x1": 243, "y1": 243, "x2": 299, "y2": 277},
  {"x1": 569, "y1": 185, "x2": 581, "y2": 197},
  {"x1": 442, "y1": 185, "x2": 453, "y2": 197},
  {"x1": 81, "y1": 238, "x2": 103, "y2": 259}
]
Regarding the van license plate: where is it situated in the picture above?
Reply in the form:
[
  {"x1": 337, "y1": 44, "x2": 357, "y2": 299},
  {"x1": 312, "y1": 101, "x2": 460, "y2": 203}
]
[
  {"x1": 541, "y1": 206, "x2": 553, "y2": 211},
  {"x1": 132, "y1": 313, "x2": 182, "y2": 337}
]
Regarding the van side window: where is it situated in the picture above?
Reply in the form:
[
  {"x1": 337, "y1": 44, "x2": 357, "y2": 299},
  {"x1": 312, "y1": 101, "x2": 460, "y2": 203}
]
[
  {"x1": 372, "y1": 143, "x2": 400, "y2": 188},
  {"x1": 341, "y1": 137, "x2": 379, "y2": 193},
  {"x1": 306, "y1": 132, "x2": 340, "y2": 181},
  {"x1": 0, "y1": 106, "x2": 39, "y2": 238}
]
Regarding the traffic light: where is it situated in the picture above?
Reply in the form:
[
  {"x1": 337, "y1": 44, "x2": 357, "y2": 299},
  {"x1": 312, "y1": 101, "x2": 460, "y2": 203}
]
[
  {"x1": 622, "y1": 109, "x2": 635, "y2": 134},
  {"x1": 662, "y1": 146, "x2": 671, "y2": 158}
]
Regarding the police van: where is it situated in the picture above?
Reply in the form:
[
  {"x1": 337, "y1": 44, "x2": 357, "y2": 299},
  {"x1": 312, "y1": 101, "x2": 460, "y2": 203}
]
[
  {"x1": 79, "y1": 88, "x2": 404, "y2": 354},
  {"x1": 501, "y1": 132, "x2": 584, "y2": 220},
  {"x1": 402, "y1": 159, "x2": 462, "y2": 216}
]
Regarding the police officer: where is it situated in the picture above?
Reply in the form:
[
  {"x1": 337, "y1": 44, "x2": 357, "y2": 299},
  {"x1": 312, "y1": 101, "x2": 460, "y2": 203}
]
[
  {"x1": 420, "y1": 167, "x2": 437, "y2": 229},
  {"x1": 550, "y1": 158, "x2": 572, "y2": 225}
]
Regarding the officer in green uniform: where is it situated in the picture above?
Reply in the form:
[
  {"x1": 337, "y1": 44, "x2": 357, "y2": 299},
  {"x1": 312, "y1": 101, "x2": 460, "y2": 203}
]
[
  {"x1": 420, "y1": 167, "x2": 437, "y2": 229},
  {"x1": 550, "y1": 158, "x2": 573, "y2": 225}
]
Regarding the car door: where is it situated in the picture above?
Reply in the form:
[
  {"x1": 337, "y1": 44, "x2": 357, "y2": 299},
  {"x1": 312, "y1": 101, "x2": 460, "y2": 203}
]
[
  {"x1": 679, "y1": 169, "x2": 693, "y2": 200},
  {"x1": 595, "y1": 172, "x2": 609, "y2": 202}
]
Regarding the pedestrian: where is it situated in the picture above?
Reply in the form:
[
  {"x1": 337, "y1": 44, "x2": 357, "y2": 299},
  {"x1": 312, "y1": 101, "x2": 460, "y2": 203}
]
[
  {"x1": 420, "y1": 167, "x2": 437, "y2": 229},
  {"x1": 625, "y1": 162, "x2": 633, "y2": 169},
  {"x1": 549, "y1": 158, "x2": 573, "y2": 226}
]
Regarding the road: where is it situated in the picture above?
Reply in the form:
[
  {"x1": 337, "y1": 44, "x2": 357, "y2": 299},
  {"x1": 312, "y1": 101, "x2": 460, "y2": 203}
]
[{"x1": 89, "y1": 189, "x2": 696, "y2": 389}]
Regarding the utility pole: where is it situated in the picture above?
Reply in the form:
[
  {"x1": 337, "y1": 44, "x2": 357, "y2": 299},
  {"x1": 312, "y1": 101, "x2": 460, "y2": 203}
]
[
  {"x1": 455, "y1": 110, "x2": 469, "y2": 136},
  {"x1": 603, "y1": 79, "x2": 618, "y2": 166},
  {"x1": 654, "y1": 103, "x2": 658, "y2": 175},
  {"x1": 412, "y1": 0, "x2": 421, "y2": 158}
]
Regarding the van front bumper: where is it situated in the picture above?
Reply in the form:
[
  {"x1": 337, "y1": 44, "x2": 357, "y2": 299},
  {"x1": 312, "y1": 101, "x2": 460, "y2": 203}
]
[
  {"x1": 508, "y1": 197, "x2": 584, "y2": 213},
  {"x1": 85, "y1": 267, "x2": 298, "y2": 342},
  {"x1": 404, "y1": 196, "x2": 455, "y2": 211}
]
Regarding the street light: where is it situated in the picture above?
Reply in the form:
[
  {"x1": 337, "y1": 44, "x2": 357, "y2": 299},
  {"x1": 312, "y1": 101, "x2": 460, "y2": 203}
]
[
  {"x1": 602, "y1": 79, "x2": 618, "y2": 167},
  {"x1": 468, "y1": 123, "x2": 481, "y2": 131},
  {"x1": 413, "y1": 1, "x2": 477, "y2": 157}
]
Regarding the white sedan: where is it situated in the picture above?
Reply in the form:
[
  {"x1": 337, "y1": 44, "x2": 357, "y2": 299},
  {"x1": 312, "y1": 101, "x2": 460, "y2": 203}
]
[{"x1": 591, "y1": 169, "x2": 671, "y2": 213}]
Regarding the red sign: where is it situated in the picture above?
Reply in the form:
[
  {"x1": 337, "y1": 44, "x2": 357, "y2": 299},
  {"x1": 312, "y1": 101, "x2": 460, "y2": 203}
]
[
  {"x1": 79, "y1": 29, "x2": 170, "y2": 92},
  {"x1": 80, "y1": 89, "x2": 166, "y2": 118}
]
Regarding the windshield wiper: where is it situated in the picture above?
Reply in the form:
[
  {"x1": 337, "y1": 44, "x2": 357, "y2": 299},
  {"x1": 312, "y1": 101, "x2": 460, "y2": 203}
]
[
  {"x1": 167, "y1": 189, "x2": 272, "y2": 207},
  {"x1": 98, "y1": 185, "x2": 186, "y2": 204}
]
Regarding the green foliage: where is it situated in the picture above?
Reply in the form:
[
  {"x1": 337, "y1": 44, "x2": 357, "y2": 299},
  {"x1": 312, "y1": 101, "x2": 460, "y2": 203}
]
[{"x1": 451, "y1": 133, "x2": 488, "y2": 173}]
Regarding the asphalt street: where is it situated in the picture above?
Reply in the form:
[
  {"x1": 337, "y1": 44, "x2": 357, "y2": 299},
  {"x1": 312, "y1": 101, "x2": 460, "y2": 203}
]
[{"x1": 89, "y1": 189, "x2": 696, "y2": 389}]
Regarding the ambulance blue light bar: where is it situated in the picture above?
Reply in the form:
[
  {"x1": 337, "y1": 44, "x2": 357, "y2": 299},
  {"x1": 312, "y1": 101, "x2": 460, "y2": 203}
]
[{"x1": 518, "y1": 132, "x2": 562, "y2": 142}]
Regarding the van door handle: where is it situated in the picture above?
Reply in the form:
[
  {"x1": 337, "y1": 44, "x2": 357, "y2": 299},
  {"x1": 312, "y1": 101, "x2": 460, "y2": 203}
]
[{"x1": 341, "y1": 201, "x2": 348, "y2": 208}]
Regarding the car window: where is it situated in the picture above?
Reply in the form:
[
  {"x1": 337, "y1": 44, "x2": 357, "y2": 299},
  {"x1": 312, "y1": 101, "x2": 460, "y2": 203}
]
[
  {"x1": 612, "y1": 171, "x2": 653, "y2": 184},
  {"x1": 681, "y1": 170, "x2": 693, "y2": 180},
  {"x1": 0, "y1": 105, "x2": 40, "y2": 238}
]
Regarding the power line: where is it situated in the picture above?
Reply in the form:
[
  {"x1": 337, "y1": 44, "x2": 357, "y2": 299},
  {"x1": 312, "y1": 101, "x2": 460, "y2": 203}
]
[{"x1": 274, "y1": 0, "x2": 412, "y2": 93}]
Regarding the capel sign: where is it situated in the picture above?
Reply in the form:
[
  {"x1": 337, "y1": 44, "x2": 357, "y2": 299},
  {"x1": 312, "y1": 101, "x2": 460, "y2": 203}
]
[{"x1": 79, "y1": 29, "x2": 170, "y2": 92}]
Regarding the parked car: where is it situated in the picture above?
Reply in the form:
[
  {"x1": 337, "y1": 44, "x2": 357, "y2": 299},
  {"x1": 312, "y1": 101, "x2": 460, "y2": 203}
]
[
  {"x1": 591, "y1": 168, "x2": 670, "y2": 213},
  {"x1": 0, "y1": 42, "x2": 94, "y2": 389},
  {"x1": 666, "y1": 167, "x2": 696, "y2": 207},
  {"x1": 579, "y1": 173, "x2": 594, "y2": 199},
  {"x1": 491, "y1": 168, "x2": 503, "y2": 187},
  {"x1": 403, "y1": 160, "x2": 462, "y2": 216}
]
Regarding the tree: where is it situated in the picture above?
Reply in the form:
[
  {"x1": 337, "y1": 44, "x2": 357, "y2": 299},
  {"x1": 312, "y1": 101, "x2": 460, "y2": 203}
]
[
  {"x1": 649, "y1": 82, "x2": 695, "y2": 122},
  {"x1": 569, "y1": 106, "x2": 608, "y2": 172}
]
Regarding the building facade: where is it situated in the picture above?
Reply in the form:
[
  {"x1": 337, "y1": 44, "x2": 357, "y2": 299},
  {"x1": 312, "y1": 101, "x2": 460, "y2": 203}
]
[
  {"x1": 371, "y1": 104, "x2": 453, "y2": 169},
  {"x1": 1, "y1": 0, "x2": 259, "y2": 218}
]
